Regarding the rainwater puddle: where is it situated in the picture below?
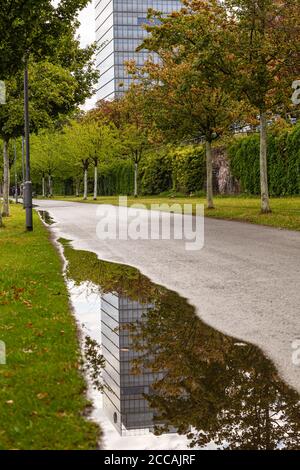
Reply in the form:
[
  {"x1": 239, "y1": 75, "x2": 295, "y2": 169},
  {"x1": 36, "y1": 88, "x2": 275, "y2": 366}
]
[{"x1": 60, "y1": 239, "x2": 300, "y2": 451}]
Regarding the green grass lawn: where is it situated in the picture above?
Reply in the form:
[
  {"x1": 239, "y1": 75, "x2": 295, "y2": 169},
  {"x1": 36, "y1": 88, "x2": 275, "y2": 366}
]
[
  {"x1": 45, "y1": 195, "x2": 300, "y2": 231},
  {"x1": 0, "y1": 205, "x2": 100, "y2": 450}
]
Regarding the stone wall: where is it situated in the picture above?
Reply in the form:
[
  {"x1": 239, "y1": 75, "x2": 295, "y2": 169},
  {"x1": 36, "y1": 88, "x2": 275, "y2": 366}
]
[{"x1": 212, "y1": 147, "x2": 240, "y2": 195}]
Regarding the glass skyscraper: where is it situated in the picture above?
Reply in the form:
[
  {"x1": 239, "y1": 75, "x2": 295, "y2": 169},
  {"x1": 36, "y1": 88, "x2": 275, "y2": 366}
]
[{"x1": 95, "y1": 0, "x2": 181, "y2": 100}]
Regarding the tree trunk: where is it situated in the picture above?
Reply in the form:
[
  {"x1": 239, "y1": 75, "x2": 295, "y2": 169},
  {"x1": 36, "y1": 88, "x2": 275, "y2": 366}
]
[
  {"x1": 2, "y1": 140, "x2": 10, "y2": 217},
  {"x1": 75, "y1": 179, "x2": 80, "y2": 197},
  {"x1": 48, "y1": 174, "x2": 53, "y2": 197},
  {"x1": 83, "y1": 168, "x2": 88, "y2": 200},
  {"x1": 260, "y1": 112, "x2": 271, "y2": 213},
  {"x1": 14, "y1": 175, "x2": 18, "y2": 204},
  {"x1": 0, "y1": 180, "x2": 2, "y2": 226},
  {"x1": 206, "y1": 140, "x2": 214, "y2": 209},
  {"x1": 42, "y1": 173, "x2": 45, "y2": 197},
  {"x1": 15, "y1": 183, "x2": 18, "y2": 204},
  {"x1": 93, "y1": 164, "x2": 98, "y2": 200},
  {"x1": 134, "y1": 162, "x2": 138, "y2": 198}
]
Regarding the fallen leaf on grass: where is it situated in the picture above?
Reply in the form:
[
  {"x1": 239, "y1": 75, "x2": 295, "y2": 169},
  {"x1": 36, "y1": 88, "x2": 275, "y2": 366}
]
[
  {"x1": 22, "y1": 349, "x2": 34, "y2": 354},
  {"x1": 36, "y1": 393, "x2": 48, "y2": 400}
]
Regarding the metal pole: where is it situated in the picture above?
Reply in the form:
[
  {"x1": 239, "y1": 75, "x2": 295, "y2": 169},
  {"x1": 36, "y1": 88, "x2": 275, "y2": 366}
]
[
  {"x1": 24, "y1": 60, "x2": 33, "y2": 231},
  {"x1": 22, "y1": 135, "x2": 25, "y2": 208},
  {"x1": 14, "y1": 139, "x2": 18, "y2": 204}
]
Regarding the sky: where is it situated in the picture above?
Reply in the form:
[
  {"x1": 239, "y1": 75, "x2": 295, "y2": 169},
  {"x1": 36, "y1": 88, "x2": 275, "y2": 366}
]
[
  {"x1": 77, "y1": 1, "x2": 98, "y2": 110},
  {"x1": 77, "y1": 1, "x2": 96, "y2": 48},
  {"x1": 52, "y1": 0, "x2": 97, "y2": 110}
]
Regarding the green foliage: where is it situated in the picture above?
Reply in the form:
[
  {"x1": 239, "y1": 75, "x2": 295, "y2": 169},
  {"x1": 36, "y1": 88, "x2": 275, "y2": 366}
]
[
  {"x1": 140, "y1": 152, "x2": 173, "y2": 195},
  {"x1": 139, "y1": 146, "x2": 205, "y2": 196},
  {"x1": 171, "y1": 146, "x2": 206, "y2": 195},
  {"x1": 0, "y1": 0, "x2": 91, "y2": 78},
  {"x1": 228, "y1": 135, "x2": 261, "y2": 195},
  {"x1": 228, "y1": 124, "x2": 300, "y2": 196},
  {"x1": 98, "y1": 160, "x2": 134, "y2": 196}
]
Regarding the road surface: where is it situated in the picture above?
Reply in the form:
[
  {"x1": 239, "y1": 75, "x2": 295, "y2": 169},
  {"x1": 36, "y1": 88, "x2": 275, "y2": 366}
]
[{"x1": 35, "y1": 199, "x2": 300, "y2": 393}]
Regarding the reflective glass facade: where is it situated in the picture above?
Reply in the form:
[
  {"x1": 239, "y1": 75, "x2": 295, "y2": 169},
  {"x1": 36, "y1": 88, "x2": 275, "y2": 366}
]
[
  {"x1": 101, "y1": 293, "x2": 165, "y2": 435},
  {"x1": 95, "y1": 0, "x2": 181, "y2": 100}
]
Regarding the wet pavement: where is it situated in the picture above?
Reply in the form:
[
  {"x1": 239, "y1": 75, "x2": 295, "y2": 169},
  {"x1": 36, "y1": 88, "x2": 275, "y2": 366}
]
[{"x1": 34, "y1": 199, "x2": 300, "y2": 396}]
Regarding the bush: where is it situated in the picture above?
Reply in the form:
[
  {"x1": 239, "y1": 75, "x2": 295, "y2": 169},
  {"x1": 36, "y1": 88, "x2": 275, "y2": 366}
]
[
  {"x1": 228, "y1": 123, "x2": 300, "y2": 196},
  {"x1": 171, "y1": 145, "x2": 206, "y2": 194},
  {"x1": 139, "y1": 145, "x2": 205, "y2": 196},
  {"x1": 98, "y1": 160, "x2": 134, "y2": 195},
  {"x1": 140, "y1": 153, "x2": 173, "y2": 195}
]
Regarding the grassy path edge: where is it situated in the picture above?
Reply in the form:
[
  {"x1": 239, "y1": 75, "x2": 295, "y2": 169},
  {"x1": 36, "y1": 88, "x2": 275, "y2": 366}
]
[{"x1": 0, "y1": 205, "x2": 101, "y2": 450}]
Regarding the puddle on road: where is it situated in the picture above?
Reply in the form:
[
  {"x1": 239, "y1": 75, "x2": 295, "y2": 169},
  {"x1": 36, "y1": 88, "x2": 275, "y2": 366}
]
[
  {"x1": 60, "y1": 239, "x2": 300, "y2": 450},
  {"x1": 38, "y1": 210, "x2": 55, "y2": 225}
]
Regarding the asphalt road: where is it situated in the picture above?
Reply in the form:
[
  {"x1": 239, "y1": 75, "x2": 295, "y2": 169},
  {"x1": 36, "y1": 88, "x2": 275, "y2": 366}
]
[{"x1": 35, "y1": 199, "x2": 300, "y2": 393}]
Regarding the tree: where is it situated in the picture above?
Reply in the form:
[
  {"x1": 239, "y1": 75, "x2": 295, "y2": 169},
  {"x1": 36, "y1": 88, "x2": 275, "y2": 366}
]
[
  {"x1": 121, "y1": 124, "x2": 150, "y2": 198},
  {"x1": 81, "y1": 119, "x2": 121, "y2": 200},
  {"x1": 0, "y1": 60, "x2": 92, "y2": 215},
  {"x1": 0, "y1": 75, "x2": 24, "y2": 216},
  {"x1": 0, "y1": 0, "x2": 92, "y2": 78},
  {"x1": 0, "y1": 28, "x2": 98, "y2": 216},
  {"x1": 0, "y1": 0, "x2": 97, "y2": 225},
  {"x1": 59, "y1": 122, "x2": 89, "y2": 200},
  {"x1": 59, "y1": 120, "x2": 121, "y2": 200},
  {"x1": 132, "y1": 2, "x2": 246, "y2": 208},
  {"x1": 116, "y1": 87, "x2": 158, "y2": 198},
  {"x1": 31, "y1": 132, "x2": 65, "y2": 197},
  {"x1": 221, "y1": 0, "x2": 300, "y2": 213}
]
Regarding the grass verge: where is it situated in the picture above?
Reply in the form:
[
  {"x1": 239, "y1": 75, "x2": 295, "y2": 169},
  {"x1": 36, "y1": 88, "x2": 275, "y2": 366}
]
[
  {"x1": 43, "y1": 195, "x2": 300, "y2": 231},
  {"x1": 0, "y1": 205, "x2": 100, "y2": 450}
]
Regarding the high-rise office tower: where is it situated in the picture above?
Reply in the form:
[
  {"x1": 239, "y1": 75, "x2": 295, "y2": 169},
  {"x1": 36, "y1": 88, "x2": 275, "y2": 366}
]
[{"x1": 95, "y1": 0, "x2": 181, "y2": 101}]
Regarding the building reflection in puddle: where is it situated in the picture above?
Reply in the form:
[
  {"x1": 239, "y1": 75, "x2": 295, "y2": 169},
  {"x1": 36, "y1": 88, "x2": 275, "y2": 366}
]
[
  {"x1": 101, "y1": 293, "x2": 169, "y2": 436},
  {"x1": 61, "y1": 239, "x2": 300, "y2": 450}
]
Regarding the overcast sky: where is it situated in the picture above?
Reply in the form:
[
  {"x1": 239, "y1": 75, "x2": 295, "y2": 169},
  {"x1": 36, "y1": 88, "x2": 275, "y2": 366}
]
[
  {"x1": 52, "y1": 0, "x2": 97, "y2": 109},
  {"x1": 77, "y1": 2, "x2": 97, "y2": 110},
  {"x1": 77, "y1": 1, "x2": 95, "y2": 48}
]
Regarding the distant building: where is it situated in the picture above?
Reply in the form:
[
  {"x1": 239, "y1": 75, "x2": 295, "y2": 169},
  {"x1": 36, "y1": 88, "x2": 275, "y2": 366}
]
[
  {"x1": 95, "y1": 0, "x2": 181, "y2": 101},
  {"x1": 101, "y1": 292, "x2": 165, "y2": 436}
]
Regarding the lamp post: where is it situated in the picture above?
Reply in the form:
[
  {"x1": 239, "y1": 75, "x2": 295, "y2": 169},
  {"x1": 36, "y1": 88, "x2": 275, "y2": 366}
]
[
  {"x1": 14, "y1": 139, "x2": 18, "y2": 204},
  {"x1": 23, "y1": 59, "x2": 33, "y2": 231},
  {"x1": 22, "y1": 135, "x2": 25, "y2": 208}
]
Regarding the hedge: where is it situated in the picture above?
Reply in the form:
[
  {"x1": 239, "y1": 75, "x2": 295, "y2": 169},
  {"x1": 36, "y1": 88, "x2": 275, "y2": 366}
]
[
  {"x1": 140, "y1": 145, "x2": 205, "y2": 195},
  {"x1": 228, "y1": 124, "x2": 300, "y2": 196},
  {"x1": 32, "y1": 123, "x2": 300, "y2": 198}
]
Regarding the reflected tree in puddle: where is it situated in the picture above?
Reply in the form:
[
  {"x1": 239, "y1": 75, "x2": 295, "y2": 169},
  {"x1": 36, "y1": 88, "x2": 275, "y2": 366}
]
[
  {"x1": 84, "y1": 336, "x2": 106, "y2": 392},
  {"x1": 61, "y1": 239, "x2": 300, "y2": 449},
  {"x1": 132, "y1": 294, "x2": 300, "y2": 449},
  {"x1": 38, "y1": 210, "x2": 55, "y2": 225}
]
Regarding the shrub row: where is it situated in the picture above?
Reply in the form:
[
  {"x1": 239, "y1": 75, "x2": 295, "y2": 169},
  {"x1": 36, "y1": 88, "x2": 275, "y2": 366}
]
[
  {"x1": 34, "y1": 123, "x2": 300, "y2": 197},
  {"x1": 140, "y1": 145, "x2": 205, "y2": 195},
  {"x1": 228, "y1": 124, "x2": 300, "y2": 196}
]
